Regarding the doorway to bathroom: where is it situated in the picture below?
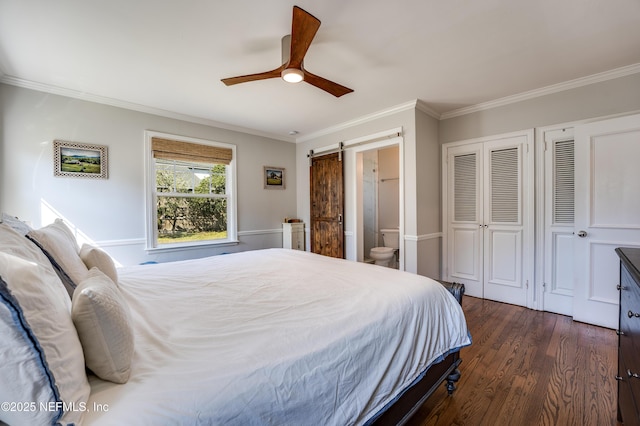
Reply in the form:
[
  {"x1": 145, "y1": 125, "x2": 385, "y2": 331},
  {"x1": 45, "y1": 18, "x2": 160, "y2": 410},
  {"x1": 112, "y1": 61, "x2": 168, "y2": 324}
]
[{"x1": 355, "y1": 144, "x2": 401, "y2": 268}]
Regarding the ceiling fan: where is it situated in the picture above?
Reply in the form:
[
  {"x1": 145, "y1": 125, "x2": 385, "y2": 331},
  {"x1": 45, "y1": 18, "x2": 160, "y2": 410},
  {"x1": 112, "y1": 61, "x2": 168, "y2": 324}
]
[{"x1": 221, "y1": 6, "x2": 353, "y2": 98}]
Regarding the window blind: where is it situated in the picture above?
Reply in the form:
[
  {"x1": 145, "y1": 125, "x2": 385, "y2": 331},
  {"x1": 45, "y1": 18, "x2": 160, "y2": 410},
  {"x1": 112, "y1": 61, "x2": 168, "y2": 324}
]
[{"x1": 151, "y1": 137, "x2": 232, "y2": 165}]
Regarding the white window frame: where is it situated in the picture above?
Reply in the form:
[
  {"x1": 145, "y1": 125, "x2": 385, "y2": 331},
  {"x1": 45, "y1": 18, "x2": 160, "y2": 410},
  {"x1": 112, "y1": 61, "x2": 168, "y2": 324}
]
[{"x1": 144, "y1": 130, "x2": 238, "y2": 252}]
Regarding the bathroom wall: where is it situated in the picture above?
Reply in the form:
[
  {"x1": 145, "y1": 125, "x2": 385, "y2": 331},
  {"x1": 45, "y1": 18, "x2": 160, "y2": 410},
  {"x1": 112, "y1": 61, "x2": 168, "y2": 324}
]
[
  {"x1": 377, "y1": 145, "x2": 399, "y2": 242},
  {"x1": 362, "y1": 150, "x2": 377, "y2": 258}
]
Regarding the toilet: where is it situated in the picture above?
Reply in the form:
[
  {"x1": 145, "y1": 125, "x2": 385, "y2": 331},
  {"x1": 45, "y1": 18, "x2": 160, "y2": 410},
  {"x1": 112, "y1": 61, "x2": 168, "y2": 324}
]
[{"x1": 369, "y1": 228, "x2": 399, "y2": 267}]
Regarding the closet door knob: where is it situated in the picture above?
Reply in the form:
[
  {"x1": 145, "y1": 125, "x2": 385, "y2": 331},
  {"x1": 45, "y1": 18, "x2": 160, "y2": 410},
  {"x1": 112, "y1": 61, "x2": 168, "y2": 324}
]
[{"x1": 577, "y1": 230, "x2": 587, "y2": 238}]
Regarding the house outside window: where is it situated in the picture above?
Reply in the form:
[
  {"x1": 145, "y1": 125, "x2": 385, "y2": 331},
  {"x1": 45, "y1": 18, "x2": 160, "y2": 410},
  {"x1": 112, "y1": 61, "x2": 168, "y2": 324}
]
[{"x1": 145, "y1": 131, "x2": 237, "y2": 251}]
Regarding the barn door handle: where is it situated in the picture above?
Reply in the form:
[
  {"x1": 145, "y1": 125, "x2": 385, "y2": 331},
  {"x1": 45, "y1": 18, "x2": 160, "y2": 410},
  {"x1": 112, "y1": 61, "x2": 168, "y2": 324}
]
[
  {"x1": 577, "y1": 230, "x2": 587, "y2": 238},
  {"x1": 338, "y1": 214, "x2": 343, "y2": 224}
]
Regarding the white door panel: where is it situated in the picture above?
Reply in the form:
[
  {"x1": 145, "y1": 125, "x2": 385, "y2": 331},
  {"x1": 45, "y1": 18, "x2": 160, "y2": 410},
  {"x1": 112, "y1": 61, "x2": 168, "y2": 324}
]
[
  {"x1": 483, "y1": 139, "x2": 527, "y2": 305},
  {"x1": 588, "y1": 242, "x2": 623, "y2": 304},
  {"x1": 447, "y1": 143, "x2": 483, "y2": 298},
  {"x1": 591, "y1": 132, "x2": 640, "y2": 228},
  {"x1": 574, "y1": 113, "x2": 640, "y2": 328},
  {"x1": 485, "y1": 228, "x2": 525, "y2": 305},
  {"x1": 451, "y1": 227, "x2": 481, "y2": 277},
  {"x1": 542, "y1": 129, "x2": 575, "y2": 316},
  {"x1": 551, "y1": 232, "x2": 574, "y2": 296},
  {"x1": 487, "y1": 229, "x2": 521, "y2": 286},
  {"x1": 450, "y1": 226, "x2": 482, "y2": 297}
]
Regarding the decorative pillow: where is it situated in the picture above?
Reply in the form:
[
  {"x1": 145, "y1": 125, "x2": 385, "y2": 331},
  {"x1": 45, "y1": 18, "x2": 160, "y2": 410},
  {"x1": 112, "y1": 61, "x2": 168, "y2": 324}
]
[
  {"x1": 0, "y1": 251, "x2": 90, "y2": 426},
  {"x1": 0, "y1": 223, "x2": 51, "y2": 268},
  {"x1": 27, "y1": 219, "x2": 89, "y2": 297},
  {"x1": 72, "y1": 267, "x2": 134, "y2": 384},
  {"x1": 0, "y1": 212, "x2": 33, "y2": 236},
  {"x1": 80, "y1": 243, "x2": 118, "y2": 285}
]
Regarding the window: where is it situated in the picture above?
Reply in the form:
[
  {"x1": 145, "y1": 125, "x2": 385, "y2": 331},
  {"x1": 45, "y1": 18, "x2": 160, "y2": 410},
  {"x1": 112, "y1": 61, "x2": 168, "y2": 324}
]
[{"x1": 145, "y1": 132, "x2": 237, "y2": 250}]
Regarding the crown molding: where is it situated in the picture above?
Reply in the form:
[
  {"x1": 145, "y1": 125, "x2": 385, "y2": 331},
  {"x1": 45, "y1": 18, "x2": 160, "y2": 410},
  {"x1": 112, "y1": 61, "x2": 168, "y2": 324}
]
[
  {"x1": 440, "y1": 63, "x2": 640, "y2": 120},
  {"x1": 0, "y1": 74, "x2": 294, "y2": 143},
  {"x1": 414, "y1": 99, "x2": 441, "y2": 119},
  {"x1": 296, "y1": 99, "x2": 421, "y2": 143},
  {"x1": 3, "y1": 63, "x2": 638, "y2": 143}
]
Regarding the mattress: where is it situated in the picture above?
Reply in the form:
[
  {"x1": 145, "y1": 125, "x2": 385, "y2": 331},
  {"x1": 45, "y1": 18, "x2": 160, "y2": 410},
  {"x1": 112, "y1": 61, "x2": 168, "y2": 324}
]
[{"x1": 84, "y1": 248, "x2": 471, "y2": 425}]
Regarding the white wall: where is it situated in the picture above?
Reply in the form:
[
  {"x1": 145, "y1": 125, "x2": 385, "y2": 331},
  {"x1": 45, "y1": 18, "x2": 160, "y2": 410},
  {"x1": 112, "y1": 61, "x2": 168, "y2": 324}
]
[
  {"x1": 414, "y1": 108, "x2": 441, "y2": 278},
  {"x1": 439, "y1": 72, "x2": 640, "y2": 144},
  {"x1": 0, "y1": 84, "x2": 297, "y2": 266}
]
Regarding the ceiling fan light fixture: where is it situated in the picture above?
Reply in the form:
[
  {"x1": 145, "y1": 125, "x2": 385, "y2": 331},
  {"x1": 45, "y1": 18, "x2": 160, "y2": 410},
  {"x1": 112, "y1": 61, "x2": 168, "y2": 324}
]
[{"x1": 281, "y1": 68, "x2": 304, "y2": 83}]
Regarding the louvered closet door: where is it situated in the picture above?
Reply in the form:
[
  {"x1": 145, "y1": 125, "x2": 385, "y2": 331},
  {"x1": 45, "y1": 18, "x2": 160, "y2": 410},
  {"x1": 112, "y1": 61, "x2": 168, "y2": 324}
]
[
  {"x1": 543, "y1": 129, "x2": 575, "y2": 316},
  {"x1": 447, "y1": 143, "x2": 483, "y2": 298},
  {"x1": 446, "y1": 135, "x2": 530, "y2": 305},
  {"x1": 482, "y1": 138, "x2": 527, "y2": 306}
]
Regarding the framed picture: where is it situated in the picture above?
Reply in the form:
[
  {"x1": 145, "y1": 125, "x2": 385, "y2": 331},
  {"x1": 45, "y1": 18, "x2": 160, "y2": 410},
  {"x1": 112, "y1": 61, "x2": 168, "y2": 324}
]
[
  {"x1": 264, "y1": 166, "x2": 285, "y2": 190},
  {"x1": 54, "y1": 140, "x2": 108, "y2": 179}
]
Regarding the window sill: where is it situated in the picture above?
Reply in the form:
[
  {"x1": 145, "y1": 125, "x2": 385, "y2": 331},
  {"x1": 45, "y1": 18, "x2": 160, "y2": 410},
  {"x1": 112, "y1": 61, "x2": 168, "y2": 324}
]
[{"x1": 145, "y1": 239, "x2": 240, "y2": 254}]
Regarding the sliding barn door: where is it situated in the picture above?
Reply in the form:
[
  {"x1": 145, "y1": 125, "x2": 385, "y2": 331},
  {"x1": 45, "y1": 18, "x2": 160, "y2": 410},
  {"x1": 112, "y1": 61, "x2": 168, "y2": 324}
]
[
  {"x1": 310, "y1": 152, "x2": 344, "y2": 258},
  {"x1": 445, "y1": 134, "x2": 531, "y2": 307}
]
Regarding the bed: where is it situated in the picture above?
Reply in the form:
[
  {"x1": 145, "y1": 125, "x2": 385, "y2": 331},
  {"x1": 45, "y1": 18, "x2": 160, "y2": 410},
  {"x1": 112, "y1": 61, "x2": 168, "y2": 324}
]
[{"x1": 0, "y1": 218, "x2": 471, "y2": 426}]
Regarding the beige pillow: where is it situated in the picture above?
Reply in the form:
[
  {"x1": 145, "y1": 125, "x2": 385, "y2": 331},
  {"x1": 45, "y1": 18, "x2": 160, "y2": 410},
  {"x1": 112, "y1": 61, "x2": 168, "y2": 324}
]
[
  {"x1": 0, "y1": 248, "x2": 90, "y2": 426},
  {"x1": 27, "y1": 219, "x2": 89, "y2": 296},
  {"x1": 72, "y1": 267, "x2": 134, "y2": 384},
  {"x1": 80, "y1": 243, "x2": 118, "y2": 285}
]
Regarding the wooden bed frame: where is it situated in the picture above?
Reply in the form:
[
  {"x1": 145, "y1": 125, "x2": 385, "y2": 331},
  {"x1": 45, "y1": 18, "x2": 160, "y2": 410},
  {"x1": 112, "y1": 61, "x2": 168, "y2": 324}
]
[{"x1": 371, "y1": 281, "x2": 465, "y2": 425}]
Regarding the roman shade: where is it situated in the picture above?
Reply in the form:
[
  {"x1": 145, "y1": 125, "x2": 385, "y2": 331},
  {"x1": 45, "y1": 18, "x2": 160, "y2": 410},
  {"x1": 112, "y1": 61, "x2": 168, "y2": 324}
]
[{"x1": 151, "y1": 137, "x2": 232, "y2": 165}]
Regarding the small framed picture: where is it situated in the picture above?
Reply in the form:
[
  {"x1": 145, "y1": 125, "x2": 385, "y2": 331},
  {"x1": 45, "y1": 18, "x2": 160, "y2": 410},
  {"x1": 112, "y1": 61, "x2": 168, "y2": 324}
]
[
  {"x1": 264, "y1": 166, "x2": 285, "y2": 190},
  {"x1": 54, "y1": 140, "x2": 108, "y2": 179}
]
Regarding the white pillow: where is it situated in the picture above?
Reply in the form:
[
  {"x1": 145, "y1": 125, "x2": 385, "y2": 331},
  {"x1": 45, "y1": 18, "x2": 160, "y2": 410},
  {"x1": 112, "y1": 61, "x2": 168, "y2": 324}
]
[
  {"x1": 27, "y1": 219, "x2": 89, "y2": 297},
  {"x1": 72, "y1": 267, "x2": 134, "y2": 384},
  {"x1": 0, "y1": 223, "x2": 51, "y2": 267},
  {"x1": 0, "y1": 251, "x2": 90, "y2": 426},
  {"x1": 0, "y1": 212, "x2": 33, "y2": 236},
  {"x1": 80, "y1": 243, "x2": 118, "y2": 285}
]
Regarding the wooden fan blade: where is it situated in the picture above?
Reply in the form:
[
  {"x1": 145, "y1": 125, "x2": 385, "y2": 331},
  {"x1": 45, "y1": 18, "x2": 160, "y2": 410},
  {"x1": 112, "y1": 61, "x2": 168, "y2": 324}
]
[
  {"x1": 221, "y1": 65, "x2": 285, "y2": 86},
  {"x1": 303, "y1": 70, "x2": 353, "y2": 97},
  {"x1": 288, "y1": 6, "x2": 321, "y2": 69}
]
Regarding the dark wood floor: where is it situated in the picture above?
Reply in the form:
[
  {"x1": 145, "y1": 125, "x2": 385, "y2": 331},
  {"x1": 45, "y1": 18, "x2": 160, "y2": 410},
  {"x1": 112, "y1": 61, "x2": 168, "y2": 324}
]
[{"x1": 406, "y1": 296, "x2": 619, "y2": 426}]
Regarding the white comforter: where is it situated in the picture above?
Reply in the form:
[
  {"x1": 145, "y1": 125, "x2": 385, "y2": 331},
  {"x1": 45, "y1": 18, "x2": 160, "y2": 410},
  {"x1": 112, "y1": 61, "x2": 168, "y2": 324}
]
[{"x1": 84, "y1": 249, "x2": 470, "y2": 425}]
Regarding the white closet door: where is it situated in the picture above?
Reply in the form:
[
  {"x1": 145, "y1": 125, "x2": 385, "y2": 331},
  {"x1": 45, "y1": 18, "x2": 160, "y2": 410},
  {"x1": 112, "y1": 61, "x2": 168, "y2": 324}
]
[
  {"x1": 574, "y1": 113, "x2": 640, "y2": 329},
  {"x1": 445, "y1": 133, "x2": 532, "y2": 306},
  {"x1": 447, "y1": 143, "x2": 483, "y2": 298},
  {"x1": 543, "y1": 129, "x2": 575, "y2": 316},
  {"x1": 483, "y1": 138, "x2": 527, "y2": 306}
]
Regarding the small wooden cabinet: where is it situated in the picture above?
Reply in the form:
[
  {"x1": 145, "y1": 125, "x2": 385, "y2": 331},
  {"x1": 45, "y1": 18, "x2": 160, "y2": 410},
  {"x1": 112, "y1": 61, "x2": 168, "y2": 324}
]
[
  {"x1": 283, "y1": 222, "x2": 305, "y2": 251},
  {"x1": 616, "y1": 247, "x2": 640, "y2": 426}
]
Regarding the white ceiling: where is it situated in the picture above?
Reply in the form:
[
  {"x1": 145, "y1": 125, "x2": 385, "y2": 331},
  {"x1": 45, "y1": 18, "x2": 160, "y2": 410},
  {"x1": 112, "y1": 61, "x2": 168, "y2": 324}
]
[{"x1": 1, "y1": 0, "x2": 639, "y2": 142}]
